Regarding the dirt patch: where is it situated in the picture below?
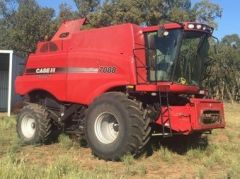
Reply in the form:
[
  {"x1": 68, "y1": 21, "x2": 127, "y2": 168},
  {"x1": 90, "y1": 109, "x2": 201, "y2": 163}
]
[
  {"x1": 17, "y1": 143, "x2": 197, "y2": 178},
  {"x1": 214, "y1": 133, "x2": 229, "y2": 143},
  {"x1": 0, "y1": 113, "x2": 7, "y2": 118}
]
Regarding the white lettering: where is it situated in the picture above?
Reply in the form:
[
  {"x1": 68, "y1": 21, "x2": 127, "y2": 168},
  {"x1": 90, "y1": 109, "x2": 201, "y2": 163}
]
[{"x1": 35, "y1": 68, "x2": 56, "y2": 74}]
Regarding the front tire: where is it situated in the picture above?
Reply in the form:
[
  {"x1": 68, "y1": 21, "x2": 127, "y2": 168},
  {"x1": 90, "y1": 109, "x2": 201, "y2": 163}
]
[
  {"x1": 17, "y1": 104, "x2": 55, "y2": 144},
  {"x1": 85, "y1": 92, "x2": 151, "y2": 161}
]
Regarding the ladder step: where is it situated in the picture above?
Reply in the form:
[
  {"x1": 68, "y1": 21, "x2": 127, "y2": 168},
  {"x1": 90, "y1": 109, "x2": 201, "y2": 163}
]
[{"x1": 152, "y1": 133, "x2": 173, "y2": 137}]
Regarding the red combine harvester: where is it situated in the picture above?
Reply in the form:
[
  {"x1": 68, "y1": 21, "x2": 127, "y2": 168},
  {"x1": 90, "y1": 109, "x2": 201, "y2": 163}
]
[{"x1": 15, "y1": 18, "x2": 225, "y2": 160}]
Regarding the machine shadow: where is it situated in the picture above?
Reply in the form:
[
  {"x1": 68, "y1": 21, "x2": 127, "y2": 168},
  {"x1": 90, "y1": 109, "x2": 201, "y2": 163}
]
[{"x1": 145, "y1": 134, "x2": 209, "y2": 156}]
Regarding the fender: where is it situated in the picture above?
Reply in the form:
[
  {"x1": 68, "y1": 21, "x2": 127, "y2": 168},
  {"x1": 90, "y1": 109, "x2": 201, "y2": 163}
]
[
  {"x1": 83, "y1": 81, "x2": 130, "y2": 105},
  {"x1": 15, "y1": 75, "x2": 66, "y2": 101}
]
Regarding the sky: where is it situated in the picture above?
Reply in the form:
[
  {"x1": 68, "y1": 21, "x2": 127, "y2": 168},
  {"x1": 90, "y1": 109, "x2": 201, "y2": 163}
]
[
  {"x1": 192, "y1": 0, "x2": 240, "y2": 39},
  {"x1": 37, "y1": 0, "x2": 239, "y2": 40}
]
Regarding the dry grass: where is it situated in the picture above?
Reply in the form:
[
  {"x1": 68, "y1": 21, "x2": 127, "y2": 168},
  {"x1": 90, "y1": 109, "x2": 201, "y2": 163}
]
[{"x1": 0, "y1": 103, "x2": 240, "y2": 178}]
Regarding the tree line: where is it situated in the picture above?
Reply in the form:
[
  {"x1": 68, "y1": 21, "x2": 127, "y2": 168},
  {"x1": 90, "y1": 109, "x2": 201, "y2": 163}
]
[{"x1": 0, "y1": 0, "x2": 239, "y2": 102}]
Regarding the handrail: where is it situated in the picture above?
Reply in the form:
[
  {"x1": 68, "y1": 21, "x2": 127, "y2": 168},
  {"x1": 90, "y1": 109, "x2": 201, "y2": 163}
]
[{"x1": 133, "y1": 48, "x2": 149, "y2": 84}]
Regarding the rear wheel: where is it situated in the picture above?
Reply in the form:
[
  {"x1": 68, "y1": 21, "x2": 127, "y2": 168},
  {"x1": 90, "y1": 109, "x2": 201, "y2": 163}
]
[
  {"x1": 17, "y1": 103, "x2": 56, "y2": 144},
  {"x1": 85, "y1": 92, "x2": 151, "y2": 161}
]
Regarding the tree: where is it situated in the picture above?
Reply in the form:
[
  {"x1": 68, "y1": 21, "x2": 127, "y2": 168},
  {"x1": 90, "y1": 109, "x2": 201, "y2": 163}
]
[
  {"x1": 74, "y1": 0, "x2": 221, "y2": 28},
  {"x1": 75, "y1": 0, "x2": 194, "y2": 26},
  {"x1": 222, "y1": 34, "x2": 240, "y2": 48},
  {"x1": 192, "y1": 0, "x2": 222, "y2": 28},
  {"x1": 203, "y1": 35, "x2": 240, "y2": 102},
  {"x1": 73, "y1": 0, "x2": 100, "y2": 17},
  {"x1": 58, "y1": 3, "x2": 79, "y2": 23},
  {"x1": 0, "y1": 0, "x2": 56, "y2": 56}
]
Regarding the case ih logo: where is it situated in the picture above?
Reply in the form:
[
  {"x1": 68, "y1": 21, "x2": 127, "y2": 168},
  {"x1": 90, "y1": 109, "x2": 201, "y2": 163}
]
[{"x1": 35, "y1": 68, "x2": 56, "y2": 74}]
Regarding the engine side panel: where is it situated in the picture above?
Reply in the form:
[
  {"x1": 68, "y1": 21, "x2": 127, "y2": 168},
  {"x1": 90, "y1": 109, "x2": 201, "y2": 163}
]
[{"x1": 16, "y1": 23, "x2": 143, "y2": 104}]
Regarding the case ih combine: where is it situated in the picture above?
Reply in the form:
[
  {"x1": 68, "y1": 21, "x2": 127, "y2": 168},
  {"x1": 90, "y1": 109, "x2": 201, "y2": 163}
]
[{"x1": 15, "y1": 18, "x2": 225, "y2": 160}]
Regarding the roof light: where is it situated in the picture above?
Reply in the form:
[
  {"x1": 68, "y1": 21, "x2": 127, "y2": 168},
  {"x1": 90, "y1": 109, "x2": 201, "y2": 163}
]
[
  {"x1": 188, "y1": 24, "x2": 195, "y2": 29},
  {"x1": 163, "y1": 31, "x2": 169, "y2": 36},
  {"x1": 196, "y1": 24, "x2": 202, "y2": 29},
  {"x1": 186, "y1": 23, "x2": 214, "y2": 34}
]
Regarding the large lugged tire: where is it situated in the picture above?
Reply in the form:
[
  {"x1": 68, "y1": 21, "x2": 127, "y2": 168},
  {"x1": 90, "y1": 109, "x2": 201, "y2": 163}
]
[
  {"x1": 85, "y1": 92, "x2": 151, "y2": 161},
  {"x1": 17, "y1": 103, "x2": 55, "y2": 144}
]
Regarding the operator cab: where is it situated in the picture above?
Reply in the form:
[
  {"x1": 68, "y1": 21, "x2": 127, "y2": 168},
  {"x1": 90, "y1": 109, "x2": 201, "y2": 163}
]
[{"x1": 144, "y1": 22, "x2": 214, "y2": 88}]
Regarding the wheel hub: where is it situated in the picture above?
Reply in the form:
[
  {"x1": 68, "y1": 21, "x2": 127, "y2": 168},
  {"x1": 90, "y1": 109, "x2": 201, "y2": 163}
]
[
  {"x1": 94, "y1": 112, "x2": 119, "y2": 144},
  {"x1": 21, "y1": 115, "x2": 36, "y2": 139},
  {"x1": 112, "y1": 122, "x2": 119, "y2": 132},
  {"x1": 31, "y1": 123, "x2": 36, "y2": 129}
]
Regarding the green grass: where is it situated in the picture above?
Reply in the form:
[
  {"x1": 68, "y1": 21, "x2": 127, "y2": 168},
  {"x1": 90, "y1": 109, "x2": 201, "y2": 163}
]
[
  {"x1": 58, "y1": 134, "x2": 74, "y2": 149},
  {"x1": 0, "y1": 116, "x2": 19, "y2": 155},
  {"x1": 195, "y1": 166, "x2": 207, "y2": 179},
  {"x1": 157, "y1": 147, "x2": 174, "y2": 163},
  {"x1": 0, "y1": 102, "x2": 240, "y2": 178},
  {"x1": 0, "y1": 154, "x2": 113, "y2": 179},
  {"x1": 0, "y1": 116, "x2": 16, "y2": 129},
  {"x1": 121, "y1": 154, "x2": 147, "y2": 176}
]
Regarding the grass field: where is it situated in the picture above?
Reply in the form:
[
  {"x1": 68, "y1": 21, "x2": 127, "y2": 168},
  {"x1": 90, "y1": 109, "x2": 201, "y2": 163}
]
[{"x1": 0, "y1": 103, "x2": 239, "y2": 179}]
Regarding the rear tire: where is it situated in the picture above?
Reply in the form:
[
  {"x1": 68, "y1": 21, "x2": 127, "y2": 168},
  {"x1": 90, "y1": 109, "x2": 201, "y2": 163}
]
[
  {"x1": 17, "y1": 103, "x2": 56, "y2": 144},
  {"x1": 85, "y1": 92, "x2": 151, "y2": 161}
]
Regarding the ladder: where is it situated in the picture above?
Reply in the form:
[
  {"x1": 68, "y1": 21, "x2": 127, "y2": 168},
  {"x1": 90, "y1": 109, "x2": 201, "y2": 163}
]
[{"x1": 159, "y1": 91, "x2": 173, "y2": 137}]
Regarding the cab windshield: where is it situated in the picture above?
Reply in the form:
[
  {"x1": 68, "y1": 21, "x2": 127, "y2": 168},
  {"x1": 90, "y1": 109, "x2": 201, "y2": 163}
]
[{"x1": 145, "y1": 29, "x2": 210, "y2": 86}]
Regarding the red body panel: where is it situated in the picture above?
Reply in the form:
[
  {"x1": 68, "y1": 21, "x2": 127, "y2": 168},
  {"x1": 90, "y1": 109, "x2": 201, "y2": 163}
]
[
  {"x1": 135, "y1": 82, "x2": 199, "y2": 93},
  {"x1": 155, "y1": 98, "x2": 225, "y2": 134}
]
